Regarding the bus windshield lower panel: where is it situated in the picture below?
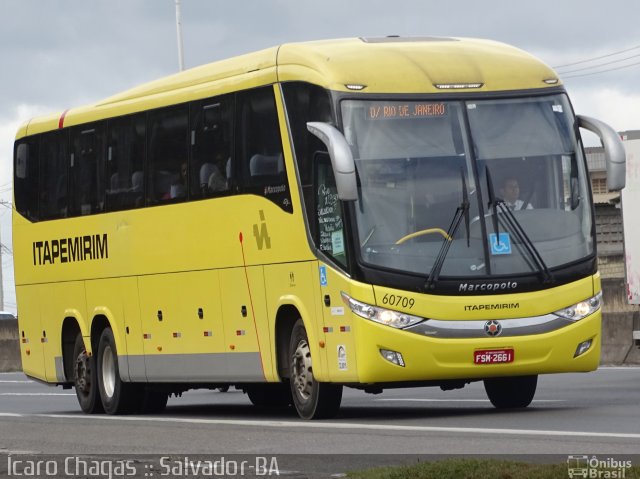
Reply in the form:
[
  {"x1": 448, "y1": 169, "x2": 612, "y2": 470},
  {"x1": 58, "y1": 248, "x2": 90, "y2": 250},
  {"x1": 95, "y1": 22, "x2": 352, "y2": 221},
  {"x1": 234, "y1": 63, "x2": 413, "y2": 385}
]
[{"x1": 341, "y1": 94, "x2": 593, "y2": 280}]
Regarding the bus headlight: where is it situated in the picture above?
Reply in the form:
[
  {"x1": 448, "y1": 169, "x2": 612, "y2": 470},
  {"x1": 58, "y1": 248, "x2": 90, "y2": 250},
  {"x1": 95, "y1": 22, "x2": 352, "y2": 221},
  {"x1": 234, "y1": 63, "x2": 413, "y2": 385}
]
[
  {"x1": 553, "y1": 292, "x2": 602, "y2": 321},
  {"x1": 341, "y1": 292, "x2": 425, "y2": 329}
]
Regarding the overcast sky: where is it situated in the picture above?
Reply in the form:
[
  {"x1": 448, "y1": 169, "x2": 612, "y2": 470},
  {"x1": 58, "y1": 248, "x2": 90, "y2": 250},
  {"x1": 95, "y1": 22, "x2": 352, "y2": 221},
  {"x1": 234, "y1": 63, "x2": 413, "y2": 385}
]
[{"x1": 1, "y1": 0, "x2": 639, "y2": 313}]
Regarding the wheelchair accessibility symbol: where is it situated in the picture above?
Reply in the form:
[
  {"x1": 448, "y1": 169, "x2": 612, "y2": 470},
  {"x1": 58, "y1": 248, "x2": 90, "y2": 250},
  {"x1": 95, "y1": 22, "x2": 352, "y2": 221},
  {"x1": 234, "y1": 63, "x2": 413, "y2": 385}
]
[{"x1": 489, "y1": 233, "x2": 512, "y2": 255}]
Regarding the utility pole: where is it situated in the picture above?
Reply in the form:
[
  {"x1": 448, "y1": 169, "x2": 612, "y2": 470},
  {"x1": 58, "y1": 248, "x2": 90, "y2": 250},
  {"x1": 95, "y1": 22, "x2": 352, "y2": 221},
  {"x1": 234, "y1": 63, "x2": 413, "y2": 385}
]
[{"x1": 175, "y1": 0, "x2": 185, "y2": 71}]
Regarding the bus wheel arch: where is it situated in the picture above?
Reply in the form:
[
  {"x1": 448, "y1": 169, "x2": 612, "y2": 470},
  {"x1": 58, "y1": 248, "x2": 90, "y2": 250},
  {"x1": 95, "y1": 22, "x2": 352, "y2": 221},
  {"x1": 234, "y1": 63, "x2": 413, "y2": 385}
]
[
  {"x1": 90, "y1": 315, "x2": 111, "y2": 357},
  {"x1": 274, "y1": 305, "x2": 300, "y2": 380},
  {"x1": 61, "y1": 317, "x2": 82, "y2": 383}
]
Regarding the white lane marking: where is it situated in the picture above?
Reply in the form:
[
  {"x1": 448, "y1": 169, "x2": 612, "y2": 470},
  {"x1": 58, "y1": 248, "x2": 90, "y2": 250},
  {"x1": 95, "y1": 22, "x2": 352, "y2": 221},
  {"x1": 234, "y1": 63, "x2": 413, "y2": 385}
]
[
  {"x1": 0, "y1": 393, "x2": 75, "y2": 396},
  {"x1": 599, "y1": 366, "x2": 640, "y2": 370},
  {"x1": 0, "y1": 380, "x2": 34, "y2": 383},
  {"x1": 0, "y1": 448, "x2": 39, "y2": 454},
  {"x1": 374, "y1": 398, "x2": 565, "y2": 403},
  {"x1": 1, "y1": 412, "x2": 639, "y2": 440}
]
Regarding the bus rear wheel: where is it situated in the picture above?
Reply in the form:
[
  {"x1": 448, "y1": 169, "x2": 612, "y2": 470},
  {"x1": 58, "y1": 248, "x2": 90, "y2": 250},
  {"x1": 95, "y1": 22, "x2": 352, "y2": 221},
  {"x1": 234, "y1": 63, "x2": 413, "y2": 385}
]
[
  {"x1": 289, "y1": 319, "x2": 342, "y2": 419},
  {"x1": 484, "y1": 375, "x2": 538, "y2": 409},
  {"x1": 73, "y1": 333, "x2": 103, "y2": 414},
  {"x1": 96, "y1": 328, "x2": 140, "y2": 414}
]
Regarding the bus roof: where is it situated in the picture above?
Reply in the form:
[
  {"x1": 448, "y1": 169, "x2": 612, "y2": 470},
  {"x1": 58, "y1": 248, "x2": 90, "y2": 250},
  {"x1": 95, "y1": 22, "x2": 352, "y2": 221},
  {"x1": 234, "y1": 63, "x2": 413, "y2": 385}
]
[{"x1": 18, "y1": 37, "x2": 560, "y2": 137}]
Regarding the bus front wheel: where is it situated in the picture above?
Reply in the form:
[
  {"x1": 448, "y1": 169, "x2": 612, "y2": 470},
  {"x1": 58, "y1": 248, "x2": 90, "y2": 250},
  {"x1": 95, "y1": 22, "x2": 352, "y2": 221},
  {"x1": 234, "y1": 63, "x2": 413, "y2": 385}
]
[
  {"x1": 289, "y1": 319, "x2": 342, "y2": 419},
  {"x1": 96, "y1": 328, "x2": 140, "y2": 414},
  {"x1": 484, "y1": 375, "x2": 538, "y2": 409},
  {"x1": 73, "y1": 333, "x2": 103, "y2": 414}
]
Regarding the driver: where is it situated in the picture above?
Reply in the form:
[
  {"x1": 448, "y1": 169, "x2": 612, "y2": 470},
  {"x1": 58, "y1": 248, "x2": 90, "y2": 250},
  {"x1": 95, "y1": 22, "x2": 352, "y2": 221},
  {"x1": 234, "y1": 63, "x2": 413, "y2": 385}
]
[{"x1": 500, "y1": 177, "x2": 533, "y2": 211}]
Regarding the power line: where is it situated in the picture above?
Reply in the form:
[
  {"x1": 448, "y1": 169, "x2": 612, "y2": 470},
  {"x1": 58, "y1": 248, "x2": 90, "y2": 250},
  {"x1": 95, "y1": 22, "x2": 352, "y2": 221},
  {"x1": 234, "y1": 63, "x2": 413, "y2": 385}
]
[
  {"x1": 557, "y1": 52, "x2": 640, "y2": 75},
  {"x1": 553, "y1": 44, "x2": 640, "y2": 69},
  {"x1": 562, "y1": 59, "x2": 640, "y2": 79}
]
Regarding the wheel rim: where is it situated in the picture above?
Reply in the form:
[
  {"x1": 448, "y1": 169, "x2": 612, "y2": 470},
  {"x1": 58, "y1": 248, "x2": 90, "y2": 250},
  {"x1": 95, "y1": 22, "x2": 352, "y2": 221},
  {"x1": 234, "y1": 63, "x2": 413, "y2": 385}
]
[
  {"x1": 292, "y1": 339, "x2": 313, "y2": 401},
  {"x1": 101, "y1": 345, "x2": 116, "y2": 399},
  {"x1": 75, "y1": 350, "x2": 91, "y2": 395}
]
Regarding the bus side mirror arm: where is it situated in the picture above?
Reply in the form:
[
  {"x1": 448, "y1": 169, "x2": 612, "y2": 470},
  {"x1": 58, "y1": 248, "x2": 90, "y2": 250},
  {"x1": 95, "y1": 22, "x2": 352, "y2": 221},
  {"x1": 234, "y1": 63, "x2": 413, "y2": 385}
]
[
  {"x1": 307, "y1": 122, "x2": 358, "y2": 201},
  {"x1": 577, "y1": 115, "x2": 626, "y2": 191}
]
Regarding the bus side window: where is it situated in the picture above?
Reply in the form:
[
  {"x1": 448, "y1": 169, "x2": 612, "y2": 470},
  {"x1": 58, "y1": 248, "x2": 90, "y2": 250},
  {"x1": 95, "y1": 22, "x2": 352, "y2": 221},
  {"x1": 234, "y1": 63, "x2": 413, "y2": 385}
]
[
  {"x1": 314, "y1": 152, "x2": 347, "y2": 268},
  {"x1": 69, "y1": 124, "x2": 106, "y2": 216},
  {"x1": 106, "y1": 114, "x2": 146, "y2": 211},
  {"x1": 147, "y1": 107, "x2": 189, "y2": 204},
  {"x1": 14, "y1": 137, "x2": 40, "y2": 221},
  {"x1": 237, "y1": 86, "x2": 292, "y2": 212},
  {"x1": 190, "y1": 96, "x2": 233, "y2": 198},
  {"x1": 39, "y1": 131, "x2": 69, "y2": 220}
]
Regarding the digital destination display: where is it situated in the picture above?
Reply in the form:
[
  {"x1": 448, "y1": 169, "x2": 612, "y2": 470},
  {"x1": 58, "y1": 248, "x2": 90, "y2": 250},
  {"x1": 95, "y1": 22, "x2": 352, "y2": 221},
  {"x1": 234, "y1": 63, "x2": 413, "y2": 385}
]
[{"x1": 366, "y1": 102, "x2": 447, "y2": 120}]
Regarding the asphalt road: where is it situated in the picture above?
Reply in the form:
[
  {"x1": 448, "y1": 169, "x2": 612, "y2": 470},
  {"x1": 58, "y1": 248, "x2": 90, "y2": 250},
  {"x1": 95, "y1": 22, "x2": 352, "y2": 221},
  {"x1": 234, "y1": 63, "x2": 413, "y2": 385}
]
[{"x1": 0, "y1": 368, "x2": 639, "y2": 477}]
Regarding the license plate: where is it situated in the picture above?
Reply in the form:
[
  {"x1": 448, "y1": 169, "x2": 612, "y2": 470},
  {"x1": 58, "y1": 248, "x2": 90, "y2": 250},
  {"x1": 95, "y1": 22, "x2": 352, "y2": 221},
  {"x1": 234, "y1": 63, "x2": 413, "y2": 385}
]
[{"x1": 474, "y1": 349, "x2": 514, "y2": 364}]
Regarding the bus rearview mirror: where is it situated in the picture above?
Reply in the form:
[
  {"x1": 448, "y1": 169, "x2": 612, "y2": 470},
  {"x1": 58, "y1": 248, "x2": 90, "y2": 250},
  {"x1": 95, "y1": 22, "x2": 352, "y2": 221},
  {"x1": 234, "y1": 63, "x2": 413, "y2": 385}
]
[
  {"x1": 307, "y1": 122, "x2": 358, "y2": 201},
  {"x1": 577, "y1": 115, "x2": 626, "y2": 191}
]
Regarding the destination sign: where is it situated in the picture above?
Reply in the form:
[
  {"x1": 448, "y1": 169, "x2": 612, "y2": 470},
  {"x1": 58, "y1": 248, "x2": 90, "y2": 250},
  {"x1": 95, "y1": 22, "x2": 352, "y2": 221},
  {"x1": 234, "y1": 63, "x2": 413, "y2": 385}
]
[{"x1": 366, "y1": 102, "x2": 447, "y2": 120}]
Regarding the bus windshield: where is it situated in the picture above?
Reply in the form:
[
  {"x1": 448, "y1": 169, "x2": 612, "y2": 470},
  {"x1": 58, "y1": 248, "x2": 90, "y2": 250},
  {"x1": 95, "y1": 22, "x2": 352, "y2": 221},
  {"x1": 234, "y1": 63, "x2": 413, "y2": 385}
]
[{"x1": 341, "y1": 94, "x2": 593, "y2": 279}]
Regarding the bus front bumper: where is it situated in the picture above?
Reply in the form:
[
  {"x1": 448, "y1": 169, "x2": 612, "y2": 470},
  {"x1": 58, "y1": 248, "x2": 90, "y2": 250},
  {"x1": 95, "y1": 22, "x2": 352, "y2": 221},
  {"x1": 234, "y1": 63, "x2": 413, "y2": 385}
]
[{"x1": 352, "y1": 309, "x2": 601, "y2": 384}]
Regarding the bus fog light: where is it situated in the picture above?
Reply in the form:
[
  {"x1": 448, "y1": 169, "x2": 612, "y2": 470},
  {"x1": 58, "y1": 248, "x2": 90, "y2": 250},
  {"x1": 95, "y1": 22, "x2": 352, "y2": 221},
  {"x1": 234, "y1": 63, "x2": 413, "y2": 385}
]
[
  {"x1": 574, "y1": 339, "x2": 593, "y2": 358},
  {"x1": 380, "y1": 349, "x2": 405, "y2": 367}
]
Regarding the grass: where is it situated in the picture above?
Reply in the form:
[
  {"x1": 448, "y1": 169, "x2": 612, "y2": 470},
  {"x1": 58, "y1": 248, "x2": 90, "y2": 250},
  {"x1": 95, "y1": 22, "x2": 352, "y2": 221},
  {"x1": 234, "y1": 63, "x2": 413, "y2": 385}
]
[{"x1": 346, "y1": 458, "x2": 640, "y2": 479}]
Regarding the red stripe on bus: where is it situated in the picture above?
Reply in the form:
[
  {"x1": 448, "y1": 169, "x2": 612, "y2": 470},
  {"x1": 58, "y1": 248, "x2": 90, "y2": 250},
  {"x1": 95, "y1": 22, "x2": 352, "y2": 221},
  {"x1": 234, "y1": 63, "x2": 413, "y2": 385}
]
[{"x1": 58, "y1": 109, "x2": 69, "y2": 129}]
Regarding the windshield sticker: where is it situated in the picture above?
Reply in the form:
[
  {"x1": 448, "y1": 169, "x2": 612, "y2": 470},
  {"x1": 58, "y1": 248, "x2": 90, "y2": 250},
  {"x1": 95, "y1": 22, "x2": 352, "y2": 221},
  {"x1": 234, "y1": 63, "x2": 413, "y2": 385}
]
[
  {"x1": 338, "y1": 345, "x2": 348, "y2": 371},
  {"x1": 319, "y1": 265, "x2": 328, "y2": 286},
  {"x1": 489, "y1": 233, "x2": 512, "y2": 255},
  {"x1": 552, "y1": 104, "x2": 563, "y2": 113}
]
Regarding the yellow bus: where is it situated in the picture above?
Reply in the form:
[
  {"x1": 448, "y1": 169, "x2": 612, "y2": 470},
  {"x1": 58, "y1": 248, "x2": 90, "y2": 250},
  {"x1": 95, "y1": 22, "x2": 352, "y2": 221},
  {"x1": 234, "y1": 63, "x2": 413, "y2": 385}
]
[{"x1": 13, "y1": 37, "x2": 625, "y2": 419}]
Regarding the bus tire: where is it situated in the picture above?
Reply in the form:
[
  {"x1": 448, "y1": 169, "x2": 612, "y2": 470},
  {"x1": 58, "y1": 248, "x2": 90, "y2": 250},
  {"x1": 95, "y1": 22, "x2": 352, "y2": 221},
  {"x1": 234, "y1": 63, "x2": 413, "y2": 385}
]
[
  {"x1": 73, "y1": 333, "x2": 103, "y2": 414},
  {"x1": 96, "y1": 328, "x2": 140, "y2": 414},
  {"x1": 246, "y1": 384, "x2": 292, "y2": 409},
  {"x1": 289, "y1": 319, "x2": 342, "y2": 419},
  {"x1": 484, "y1": 375, "x2": 537, "y2": 409}
]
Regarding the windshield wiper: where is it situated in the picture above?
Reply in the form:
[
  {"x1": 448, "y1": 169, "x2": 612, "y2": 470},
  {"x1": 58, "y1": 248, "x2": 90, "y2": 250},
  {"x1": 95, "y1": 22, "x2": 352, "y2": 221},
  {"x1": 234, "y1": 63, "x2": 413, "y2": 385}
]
[
  {"x1": 426, "y1": 169, "x2": 470, "y2": 290},
  {"x1": 485, "y1": 167, "x2": 501, "y2": 245},
  {"x1": 485, "y1": 167, "x2": 553, "y2": 284}
]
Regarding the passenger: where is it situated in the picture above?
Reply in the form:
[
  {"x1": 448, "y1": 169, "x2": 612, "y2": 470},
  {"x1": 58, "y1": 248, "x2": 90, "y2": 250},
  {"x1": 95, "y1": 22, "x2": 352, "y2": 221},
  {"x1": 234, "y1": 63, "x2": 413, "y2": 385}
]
[{"x1": 169, "y1": 162, "x2": 188, "y2": 199}]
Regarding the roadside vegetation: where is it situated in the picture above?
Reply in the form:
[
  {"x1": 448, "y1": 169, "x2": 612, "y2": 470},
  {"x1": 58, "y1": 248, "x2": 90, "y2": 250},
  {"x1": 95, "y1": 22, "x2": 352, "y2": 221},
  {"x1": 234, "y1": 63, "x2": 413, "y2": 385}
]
[{"x1": 347, "y1": 458, "x2": 640, "y2": 479}]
